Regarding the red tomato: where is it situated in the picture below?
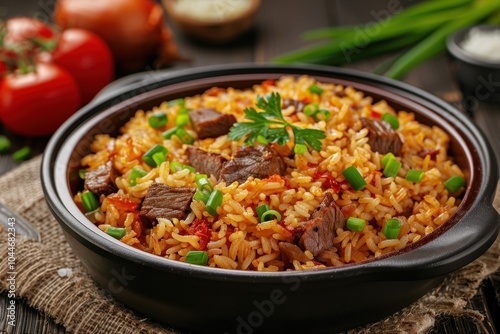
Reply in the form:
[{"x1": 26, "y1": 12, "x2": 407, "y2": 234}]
[
  {"x1": 4, "y1": 17, "x2": 56, "y2": 47},
  {"x1": 0, "y1": 63, "x2": 80, "y2": 137},
  {"x1": 49, "y1": 29, "x2": 114, "y2": 105}
]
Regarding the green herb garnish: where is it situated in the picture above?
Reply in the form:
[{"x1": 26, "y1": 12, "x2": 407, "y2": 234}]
[{"x1": 228, "y1": 92, "x2": 326, "y2": 153}]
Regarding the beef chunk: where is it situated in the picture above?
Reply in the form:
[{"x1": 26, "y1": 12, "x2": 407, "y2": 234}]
[
  {"x1": 282, "y1": 98, "x2": 306, "y2": 113},
  {"x1": 189, "y1": 108, "x2": 237, "y2": 139},
  {"x1": 279, "y1": 242, "x2": 310, "y2": 264},
  {"x1": 296, "y1": 192, "x2": 346, "y2": 256},
  {"x1": 360, "y1": 117, "x2": 403, "y2": 155},
  {"x1": 219, "y1": 145, "x2": 286, "y2": 185},
  {"x1": 186, "y1": 146, "x2": 227, "y2": 179},
  {"x1": 139, "y1": 183, "x2": 196, "y2": 226},
  {"x1": 84, "y1": 161, "x2": 117, "y2": 196}
]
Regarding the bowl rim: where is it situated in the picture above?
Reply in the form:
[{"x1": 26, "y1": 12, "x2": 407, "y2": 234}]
[
  {"x1": 41, "y1": 63, "x2": 500, "y2": 283},
  {"x1": 447, "y1": 24, "x2": 500, "y2": 69}
]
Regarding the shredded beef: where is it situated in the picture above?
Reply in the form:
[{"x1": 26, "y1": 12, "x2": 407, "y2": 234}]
[
  {"x1": 295, "y1": 192, "x2": 346, "y2": 256},
  {"x1": 219, "y1": 145, "x2": 286, "y2": 185},
  {"x1": 186, "y1": 146, "x2": 227, "y2": 179},
  {"x1": 139, "y1": 183, "x2": 196, "y2": 226},
  {"x1": 189, "y1": 108, "x2": 237, "y2": 139},
  {"x1": 360, "y1": 117, "x2": 403, "y2": 155},
  {"x1": 84, "y1": 161, "x2": 117, "y2": 196}
]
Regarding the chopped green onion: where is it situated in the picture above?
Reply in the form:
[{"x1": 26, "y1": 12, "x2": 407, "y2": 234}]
[
  {"x1": 381, "y1": 152, "x2": 395, "y2": 167},
  {"x1": 294, "y1": 143, "x2": 308, "y2": 154},
  {"x1": 196, "y1": 175, "x2": 214, "y2": 193},
  {"x1": 346, "y1": 217, "x2": 366, "y2": 232},
  {"x1": 170, "y1": 161, "x2": 184, "y2": 172},
  {"x1": 0, "y1": 135, "x2": 12, "y2": 153},
  {"x1": 342, "y1": 165, "x2": 367, "y2": 191},
  {"x1": 129, "y1": 166, "x2": 148, "y2": 186},
  {"x1": 314, "y1": 109, "x2": 331, "y2": 122},
  {"x1": 176, "y1": 128, "x2": 194, "y2": 144},
  {"x1": 142, "y1": 144, "x2": 168, "y2": 167},
  {"x1": 381, "y1": 113, "x2": 399, "y2": 129},
  {"x1": 170, "y1": 161, "x2": 195, "y2": 173},
  {"x1": 256, "y1": 204, "x2": 270, "y2": 222},
  {"x1": 383, "y1": 219, "x2": 401, "y2": 239},
  {"x1": 444, "y1": 175, "x2": 466, "y2": 193},
  {"x1": 383, "y1": 158, "x2": 402, "y2": 178},
  {"x1": 195, "y1": 173, "x2": 208, "y2": 183},
  {"x1": 148, "y1": 112, "x2": 168, "y2": 128},
  {"x1": 257, "y1": 135, "x2": 269, "y2": 145},
  {"x1": 168, "y1": 98, "x2": 185, "y2": 107},
  {"x1": 260, "y1": 209, "x2": 281, "y2": 222},
  {"x1": 179, "y1": 106, "x2": 191, "y2": 115},
  {"x1": 206, "y1": 189, "x2": 223, "y2": 216},
  {"x1": 78, "y1": 169, "x2": 87, "y2": 180},
  {"x1": 308, "y1": 84, "x2": 324, "y2": 95},
  {"x1": 162, "y1": 127, "x2": 178, "y2": 139},
  {"x1": 176, "y1": 113, "x2": 190, "y2": 127},
  {"x1": 194, "y1": 190, "x2": 210, "y2": 204},
  {"x1": 13, "y1": 146, "x2": 31, "y2": 162},
  {"x1": 152, "y1": 152, "x2": 166, "y2": 166},
  {"x1": 185, "y1": 250, "x2": 209, "y2": 265},
  {"x1": 405, "y1": 169, "x2": 424, "y2": 183},
  {"x1": 106, "y1": 227, "x2": 126, "y2": 239},
  {"x1": 81, "y1": 190, "x2": 99, "y2": 212},
  {"x1": 303, "y1": 103, "x2": 319, "y2": 116}
]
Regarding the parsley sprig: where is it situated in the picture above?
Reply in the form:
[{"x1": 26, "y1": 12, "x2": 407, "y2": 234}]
[{"x1": 228, "y1": 92, "x2": 326, "y2": 153}]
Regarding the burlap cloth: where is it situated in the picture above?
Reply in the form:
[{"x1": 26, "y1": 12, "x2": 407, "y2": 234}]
[{"x1": 1, "y1": 155, "x2": 499, "y2": 334}]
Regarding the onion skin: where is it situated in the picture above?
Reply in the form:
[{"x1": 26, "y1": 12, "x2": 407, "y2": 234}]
[{"x1": 54, "y1": 0, "x2": 180, "y2": 73}]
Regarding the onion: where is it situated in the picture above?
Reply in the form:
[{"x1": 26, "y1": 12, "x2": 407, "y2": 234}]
[{"x1": 54, "y1": 0, "x2": 180, "y2": 73}]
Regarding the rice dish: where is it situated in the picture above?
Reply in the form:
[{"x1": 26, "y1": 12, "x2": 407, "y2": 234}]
[{"x1": 75, "y1": 75, "x2": 466, "y2": 271}]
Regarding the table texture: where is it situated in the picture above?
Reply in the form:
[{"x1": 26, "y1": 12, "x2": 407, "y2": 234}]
[{"x1": 1, "y1": 0, "x2": 499, "y2": 333}]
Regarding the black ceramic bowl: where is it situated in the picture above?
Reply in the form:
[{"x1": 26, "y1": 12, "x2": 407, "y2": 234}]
[
  {"x1": 447, "y1": 24, "x2": 500, "y2": 104},
  {"x1": 41, "y1": 64, "x2": 500, "y2": 333}
]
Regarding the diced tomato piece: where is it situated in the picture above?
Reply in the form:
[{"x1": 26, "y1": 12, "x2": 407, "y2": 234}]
[
  {"x1": 313, "y1": 170, "x2": 343, "y2": 193},
  {"x1": 340, "y1": 204, "x2": 356, "y2": 217},
  {"x1": 106, "y1": 193, "x2": 139, "y2": 211},
  {"x1": 189, "y1": 218, "x2": 211, "y2": 250},
  {"x1": 370, "y1": 109, "x2": 382, "y2": 118}
]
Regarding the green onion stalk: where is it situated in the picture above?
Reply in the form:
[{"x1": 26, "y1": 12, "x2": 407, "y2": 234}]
[{"x1": 273, "y1": 0, "x2": 500, "y2": 79}]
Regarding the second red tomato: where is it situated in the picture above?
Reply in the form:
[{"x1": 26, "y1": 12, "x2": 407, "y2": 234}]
[{"x1": 50, "y1": 28, "x2": 114, "y2": 105}]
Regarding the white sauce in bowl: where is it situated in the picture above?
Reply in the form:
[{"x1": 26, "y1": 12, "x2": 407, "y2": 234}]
[
  {"x1": 172, "y1": 0, "x2": 252, "y2": 22},
  {"x1": 460, "y1": 27, "x2": 500, "y2": 62}
]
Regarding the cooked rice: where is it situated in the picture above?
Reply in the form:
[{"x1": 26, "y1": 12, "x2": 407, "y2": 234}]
[{"x1": 75, "y1": 75, "x2": 465, "y2": 271}]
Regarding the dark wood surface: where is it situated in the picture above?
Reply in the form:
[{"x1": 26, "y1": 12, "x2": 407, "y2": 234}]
[{"x1": 1, "y1": 1, "x2": 499, "y2": 333}]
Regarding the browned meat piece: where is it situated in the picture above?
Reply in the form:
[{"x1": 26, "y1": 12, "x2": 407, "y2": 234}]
[
  {"x1": 282, "y1": 98, "x2": 306, "y2": 113},
  {"x1": 219, "y1": 145, "x2": 286, "y2": 185},
  {"x1": 418, "y1": 148, "x2": 440, "y2": 159},
  {"x1": 279, "y1": 242, "x2": 310, "y2": 264},
  {"x1": 139, "y1": 183, "x2": 196, "y2": 226},
  {"x1": 360, "y1": 117, "x2": 403, "y2": 155},
  {"x1": 189, "y1": 108, "x2": 237, "y2": 139},
  {"x1": 186, "y1": 146, "x2": 227, "y2": 179},
  {"x1": 84, "y1": 161, "x2": 117, "y2": 196},
  {"x1": 296, "y1": 193, "x2": 346, "y2": 256}
]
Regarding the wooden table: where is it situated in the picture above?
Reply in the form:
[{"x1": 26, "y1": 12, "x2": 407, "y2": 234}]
[{"x1": 1, "y1": 1, "x2": 499, "y2": 333}]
